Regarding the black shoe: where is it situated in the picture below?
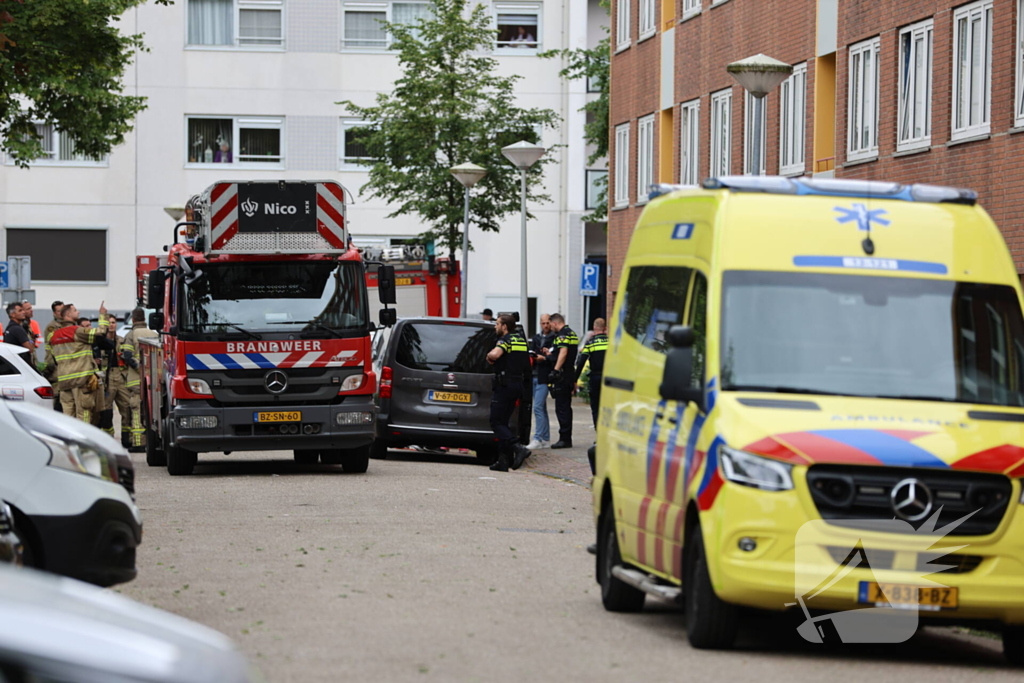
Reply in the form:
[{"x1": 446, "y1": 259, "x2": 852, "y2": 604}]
[
  {"x1": 511, "y1": 445, "x2": 531, "y2": 470},
  {"x1": 550, "y1": 440, "x2": 573, "y2": 449},
  {"x1": 586, "y1": 543, "x2": 598, "y2": 555},
  {"x1": 489, "y1": 457, "x2": 509, "y2": 472}
]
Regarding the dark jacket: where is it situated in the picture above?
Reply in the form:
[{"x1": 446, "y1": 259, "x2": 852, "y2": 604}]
[{"x1": 530, "y1": 331, "x2": 556, "y2": 382}]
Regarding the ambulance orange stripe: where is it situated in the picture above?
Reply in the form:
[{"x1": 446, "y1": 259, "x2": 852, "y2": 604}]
[
  {"x1": 637, "y1": 496, "x2": 653, "y2": 566},
  {"x1": 671, "y1": 508, "x2": 685, "y2": 579},
  {"x1": 697, "y1": 469, "x2": 724, "y2": 511},
  {"x1": 743, "y1": 436, "x2": 809, "y2": 464},
  {"x1": 654, "y1": 502, "x2": 670, "y2": 573},
  {"x1": 952, "y1": 444, "x2": 1024, "y2": 473}
]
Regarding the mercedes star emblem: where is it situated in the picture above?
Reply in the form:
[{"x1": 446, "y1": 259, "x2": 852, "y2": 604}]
[
  {"x1": 265, "y1": 370, "x2": 289, "y2": 395},
  {"x1": 890, "y1": 478, "x2": 933, "y2": 522}
]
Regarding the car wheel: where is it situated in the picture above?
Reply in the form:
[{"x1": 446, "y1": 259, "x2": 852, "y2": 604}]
[
  {"x1": 1004, "y1": 625, "x2": 1024, "y2": 666},
  {"x1": 166, "y1": 445, "x2": 197, "y2": 476},
  {"x1": 293, "y1": 449, "x2": 320, "y2": 465},
  {"x1": 597, "y1": 501, "x2": 646, "y2": 612},
  {"x1": 684, "y1": 524, "x2": 738, "y2": 649},
  {"x1": 145, "y1": 429, "x2": 166, "y2": 467},
  {"x1": 370, "y1": 441, "x2": 388, "y2": 460},
  {"x1": 321, "y1": 446, "x2": 371, "y2": 473}
]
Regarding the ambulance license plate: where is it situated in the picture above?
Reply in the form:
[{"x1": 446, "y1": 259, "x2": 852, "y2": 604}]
[
  {"x1": 254, "y1": 411, "x2": 302, "y2": 423},
  {"x1": 858, "y1": 582, "x2": 959, "y2": 611},
  {"x1": 428, "y1": 390, "x2": 471, "y2": 403}
]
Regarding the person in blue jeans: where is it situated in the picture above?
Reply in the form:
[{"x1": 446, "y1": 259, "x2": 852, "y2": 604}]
[{"x1": 527, "y1": 313, "x2": 555, "y2": 450}]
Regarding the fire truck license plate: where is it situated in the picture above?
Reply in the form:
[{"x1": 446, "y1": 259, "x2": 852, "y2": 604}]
[
  {"x1": 254, "y1": 411, "x2": 302, "y2": 423},
  {"x1": 428, "y1": 391, "x2": 471, "y2": 403},
  {"x1": 858, "y1": 582, "x2": 959, "y2": 611}
]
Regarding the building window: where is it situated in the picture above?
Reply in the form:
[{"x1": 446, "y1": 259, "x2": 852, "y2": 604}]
[
  {"x1": 186, "y1": 116, "x2": 284, "y2": 166},
  {"x1": 341, "y1": 1, "x2": 431, "y2": 50},
  {"x1": 778, "y1": 62, "x2": 806, "y2": 176},
  {"x1": 710, "y1": 88, "x2": 731, "y2": 177},
  {"x1": 4, "y1": 228, "x2": 107, "y2": 283},
  {"x1": 615, "y1": 0, "x2": 630, "y2": 50},
  {"x1": 743, "y1": 91, "x2": 767, "y2": 176},
  {"x1": 614, "y1": 123, "x2": 630, "y2": 207},
  {"x1": 952, "y1": 0, "x2": 993, "y2": 140},
  {"x1": 636, "y1": 115, "x2": 655, "y2": 201},
  {"x1": 680, "y1": 98, "x2": 700, "y2": 185},
  {"x1": 896, "y1": 20, "x2": 933, "y2": 152},
  {"x1": 340, "y1": 119, "x2": 374, "y2": 168},
  {"x1": 7, "y1": 123, "x2": 107, "y2": 166},
  {"x1": 495, "y1": 3, "x2": 541, "y2": 51},
  {"x1": 682, "y1": 0, "x2": 700, "y2": 20},
  {"x1": 638, "y1": 0, "x2": 655, "y2": 39},
  {"x1": 1017, "y1": 0, "x2": 1024, "y2": 127},
  {"x1": 585, "y1": 169, "x2": 607, "y2": 210},
  {"x1": 847, "y1": 37, "x2": 880, "y2": 162},
  {"x1": 187, "y1": 0, "x2": 284, "y2": 48}
]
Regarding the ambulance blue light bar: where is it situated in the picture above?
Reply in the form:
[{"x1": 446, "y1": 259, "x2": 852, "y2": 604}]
[
  {"x1": 699, "y1": 176, "x2": 978, "y2": 205},
  {"x1": 647, "y1": 183, "x2": 699, "y2": 200}
]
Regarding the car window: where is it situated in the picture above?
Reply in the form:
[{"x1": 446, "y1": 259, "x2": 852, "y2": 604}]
[
  {"x1": 621, "y1": 265, "x2": 694, "y2": 354},
  {"x1": 395, "y1": 323, "x2": 493, "y2": 374},
  {"x1": 0, "y1": 357, "x2": 19, "y2": 376}
]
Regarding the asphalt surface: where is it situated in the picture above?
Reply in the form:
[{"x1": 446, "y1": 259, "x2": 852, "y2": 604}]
[{"x1": 118, "y1": 399, "x2": 1020, "y2": 682}]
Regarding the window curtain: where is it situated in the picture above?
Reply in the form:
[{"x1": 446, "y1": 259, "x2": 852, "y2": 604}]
[
  {"x1": 393, "y1": 3, "x2": 431, "y2": 36},
  {"x1": 345, "y1": 11, "x2": 387, "y2": 47},
  {"x1": 188, "y1": 0, "x2": 233, "y2": 46}
]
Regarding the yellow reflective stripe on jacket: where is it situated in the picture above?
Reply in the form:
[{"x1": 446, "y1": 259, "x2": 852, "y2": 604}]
[
  {"x1": 584, "y1": 335, "x2": 609, "y2": 353},
  {"x1": 554, "y1": 332, "x2": 579, "y2": 346},
  {"x1": 58, "y1": 369, "x2": 98, "y2": 382},
  {"x1": 54, "y1": 349, "x2": 94, "y2": 361}
]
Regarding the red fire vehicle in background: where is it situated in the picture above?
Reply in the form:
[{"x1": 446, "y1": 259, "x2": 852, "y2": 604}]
[
  {"x1": 363, "y1": 244, "x2": 462, "y2": 319},
  {"x1": 138, "y1": 180, "x2": 397, "y2": 476}
]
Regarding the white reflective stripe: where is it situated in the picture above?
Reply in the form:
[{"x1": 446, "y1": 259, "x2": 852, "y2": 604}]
[
  {"x1": 211, "y1": 183, "x2": 237, "y2": 218},
  {"x1": 292, "y1": 351, "x2": 325, "y2": 368},
  {"x1": 211, "y1": 184, "x2": 239, "y2": 244},
  {"x1": 317, "y1": 184, "x2": 345, "y2": 221},
  {"x1": 188, "y1": 354, "x2": 223, "y2": 370},
  {"x1": 230, "y1": 355, "x2": 262, "y2": 370},
  {"x1": 316, "y1": 184, "x2": 346, "y2": 245},
  {"x1": 258, "y1": 352, "x2": 292, "y2": 366}
]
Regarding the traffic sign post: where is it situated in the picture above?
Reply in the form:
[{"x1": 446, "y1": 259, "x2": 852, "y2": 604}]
[
  {"x1": 0, "y1": 262, "x2": 7, "y2": 290},
  {"x1": 580, "y1": 262, "x2": 600, "y2": 297},
  {"x1": 1, "y1": 256, "x2": 35, "y2": 305}
]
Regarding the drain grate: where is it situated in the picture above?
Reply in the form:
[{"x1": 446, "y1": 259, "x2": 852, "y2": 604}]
[{"x1": 497, "y1": 528, "x2": 572, "y2": 534}]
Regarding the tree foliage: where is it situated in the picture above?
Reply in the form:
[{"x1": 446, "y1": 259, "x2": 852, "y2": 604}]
[
  {"x1": 338, "y1": 0, "x2": 559, "y2": 257},
  {"x1": 0, "y1": 0, "x2": 167, "y2": 167}
]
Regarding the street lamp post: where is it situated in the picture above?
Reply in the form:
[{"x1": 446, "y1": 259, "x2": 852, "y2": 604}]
[
  {"x1": 727, "y1": 54, "x2": 793, "y2": 176},
  {"x1": 500, "y1": 141, "x2": 546, "y2": 329},
  {"x1": 449, "y1": 162, "x2": 487, "y2": 318}
]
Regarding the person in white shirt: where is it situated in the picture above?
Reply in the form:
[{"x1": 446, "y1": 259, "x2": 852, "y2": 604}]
[{"x1": 509, "y1": 25, "x2": 536, "y2": 48}]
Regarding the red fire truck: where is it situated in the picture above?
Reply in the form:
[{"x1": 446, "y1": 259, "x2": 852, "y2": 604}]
[
  {"x1": 139, "y1": 180, "x2": 397, "y2": 476},
  {"x1": 363, "y1": 245, "x2": 462, "y2": 319}
]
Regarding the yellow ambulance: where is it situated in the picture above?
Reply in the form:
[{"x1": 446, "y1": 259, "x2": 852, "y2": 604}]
[{"x1": 593, "y1": 176, "x2": 1024, "y2": 661}]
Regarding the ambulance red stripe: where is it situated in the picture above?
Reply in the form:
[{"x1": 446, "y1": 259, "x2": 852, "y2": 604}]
[{"x1": 952, "y1": 444, "x2": 1024, "y2": 473}]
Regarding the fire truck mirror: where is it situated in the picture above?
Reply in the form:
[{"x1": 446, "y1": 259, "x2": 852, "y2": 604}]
[
  {"x1": 148, "y1": 311, "x2": 165, "y2": 333},
  {"x1": 146, "y1": 269, "x2": 167, "y2": 310},
  {"x1": 377, "y1": 265, "x2": 397, "y2": 305},
  {"x1": 379, "y1": 308, "x2": 397, "y2": 328}
]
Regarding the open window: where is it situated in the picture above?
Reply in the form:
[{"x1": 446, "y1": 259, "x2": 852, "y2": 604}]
[
  {"x1": 495, "y1": 3, "x2": 541, "y2": 51},
  {"x1": 186, "y1": 116, "x2": 284, "y2": 166}
]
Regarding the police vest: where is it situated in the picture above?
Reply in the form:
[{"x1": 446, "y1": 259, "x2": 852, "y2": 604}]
[{"x1": 494, "y1": 333, "x2": 530, "y2": 382}]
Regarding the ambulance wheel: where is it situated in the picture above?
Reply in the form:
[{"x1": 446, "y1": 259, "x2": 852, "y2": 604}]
[
  {"x1": 1004, "y1": 626, "x2": 1024, "y2": 666},
  {"x1": 370, "y1": 441, "x2": 388, "y2": 460},
  {"x1": 293, "y1": 449, "x2": 320, "y2": 465},
  {"x1": 597, "y1": 502, "x2": 645, "y2": 613},
  {"x1": 684, "y1": 525, "x2": 738, "y2": 650},
  {"x1": 145, "y1": 429, "x2": 166, "y2": 467},
  {"x1": 166, "y1": 445, "x2": 197, "y2": 476}
]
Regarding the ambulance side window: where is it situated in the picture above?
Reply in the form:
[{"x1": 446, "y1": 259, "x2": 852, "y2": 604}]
[
  {"x1": 688, "y1": 272, "x2": 708, "y2": 387},
  {"x1": 622, "y1": 265, "x2": 692, "y2": 354}
]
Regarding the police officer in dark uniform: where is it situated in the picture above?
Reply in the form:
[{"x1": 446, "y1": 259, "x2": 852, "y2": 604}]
[
  {"x1": 486, "y1": 314, "x2": 532, "y2": 472},
  {"x1": 547, "y1": 313, "x2": 579, "y2": 449},
  {"x1": 575, "y1": 318, "x2": 608, "y2": 429}
]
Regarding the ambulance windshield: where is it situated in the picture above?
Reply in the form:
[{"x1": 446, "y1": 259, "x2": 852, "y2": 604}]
[
  {"x1": 721, "y1": 271, "x2": 1024, "y2": 407},
  {"x1": 182, "y1": 261, "x2": 367, "y2": 336}
]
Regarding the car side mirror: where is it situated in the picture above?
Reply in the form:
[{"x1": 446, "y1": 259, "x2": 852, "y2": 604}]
[
  {"x1": 379, "y1": 308, "x2": 397, "y2": 328},
  {"x1": 148, "y1": 311, "x2": 165, "y2": 332},
  {"x1": 146, "y1": 270, "x2": 167, "y2": 310},
  {"x1": 377, "y1": 265, "x2": 397, "y2": 305},
  {"x1": 659, "y1": 325, "x2": 704, "y2": 409}
]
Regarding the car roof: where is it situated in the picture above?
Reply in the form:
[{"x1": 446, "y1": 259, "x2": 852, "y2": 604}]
[
  {"x1": 0, "y1": 342, "x2": 35, "y2": 369},
  {"x1": 398, "y1": 317, "x2": 493, "y2": 327}
]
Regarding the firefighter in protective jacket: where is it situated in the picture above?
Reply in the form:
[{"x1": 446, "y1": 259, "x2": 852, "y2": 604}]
[
  {"x1": 48, "y1": 303, "x2": 114, "y2": 424},
  {"x1": 121, "y1": 308, "x2": 157, "y2": 451}
]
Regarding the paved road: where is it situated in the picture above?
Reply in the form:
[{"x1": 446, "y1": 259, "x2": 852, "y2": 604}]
[{"x1": 118, "y1": 405, "x2": 1019, "y2": 682}]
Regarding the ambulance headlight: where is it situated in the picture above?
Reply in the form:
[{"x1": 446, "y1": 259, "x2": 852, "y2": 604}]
[{"x1": 720, "y1": 446, "x2": 794, "y2": 491}]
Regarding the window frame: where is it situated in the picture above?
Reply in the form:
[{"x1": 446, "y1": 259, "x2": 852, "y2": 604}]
[
  {"x1": 185, "y1": 0, "x2": 285, "y2": 50},
  {"x1": 637, "y1": 0, "x2": 656, "y2": 40},
  {"x1": 493, "y1": 2, "x2": 543, "y2": 53},
  {"x1": 682, "y1": 0, "x2": 701, "y2": 21},
  {"x1": 896, "y1": 19, "x2": 933, "y2": 152},
  {"x1": 679, "y1": 98, "x2": 700, "y2": 185},
  {"x1": 952, "y1": 0, "x2": 993, "y2": 141},
  {"x1": 340, "y1": 0, "x2": 432, "y2": 51},
  {"x1": 636, "y1": 114, "x2": 655, "y2": 204},
  {"x1": 2, "y1": 226, "x2": 109, "y2": 285},
  {"x1": 339, "y1": 118, "x2": 374, "y2": 170},
  {"x1": 184, "y1": 115, "x2": 286, "y2": 169},
  {"x1": 743, "y1": 90, "x2": 767, "y2": 176},
  {"x1": 1017, "y1": 0, "x2": 1024, "y2": 127},
  {"x1": 585, "y1": 169, "x2": 608, "y2": 211},
  {"x1": 614, "y1": 123, "x2": 631, "y2": 208},
  {"x1": 710, "y1": 87, "x2": 732, "y2": 178},
  {"x1": 4, "y1": 122, "x2": 109, "y2": 168},
  {"x1": 615, "y1": 0, "x2": 630, "y2": 52},
  {"x1": 847, "y1": 36, "x2": 881, "y2": 162},
  {"x1": 778, "y1": 62, "x2": 806, "y2": 176}
]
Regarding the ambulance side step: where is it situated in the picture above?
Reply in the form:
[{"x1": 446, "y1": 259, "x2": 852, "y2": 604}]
[{"x1": 612, "y1": 566, "x2": 683, "y2": 603}]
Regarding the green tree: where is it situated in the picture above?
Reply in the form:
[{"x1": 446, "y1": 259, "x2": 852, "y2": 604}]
[
  {"x1": 0, "y1": 0, "x2": 167, "y2": 167},
  {"x1": 338, "y1": 0, "x2": 559, "y2": 257}
]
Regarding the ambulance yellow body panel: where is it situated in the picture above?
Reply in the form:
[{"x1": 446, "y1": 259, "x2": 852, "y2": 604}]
[{"x1": 594, "y1": 177, "x2": 1024, "y2": 653}]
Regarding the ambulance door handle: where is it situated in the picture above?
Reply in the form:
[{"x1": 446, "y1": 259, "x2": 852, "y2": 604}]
[
  {"x1": 655, "y1": 411, "x2": 665, "y2": 421},
  {"x1": 668, "y1": 416, "x2": 679, "y2": 425}
]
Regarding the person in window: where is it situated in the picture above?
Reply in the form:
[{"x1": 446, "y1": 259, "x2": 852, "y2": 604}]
[
  {"x1": 509, "y1": 25, "x2": 536, "y2": 48},
  {"x1": 214, "y1": 141, "x2": 232, "y2": 163}
]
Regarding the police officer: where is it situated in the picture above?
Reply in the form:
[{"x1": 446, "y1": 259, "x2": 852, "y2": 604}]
[
  {"x1": 575, "y1": 318, "x2": 608, "y2": 429},
  {"x1": 485, "y1": 314, "x2": 532, "y2": 472},
  {"x1": 547, "y1": 313, "x2": 579, "y2": 449}
]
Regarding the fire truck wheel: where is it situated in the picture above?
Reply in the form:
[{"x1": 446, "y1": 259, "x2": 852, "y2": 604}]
[
  {"x1": 370, "y1": 441, "x2": 388, "y2": 460},
  {"x1": 166, "y1": 445, "x2": 197, "y2": 476},
  {"x1": 293, "y1": 449, "x2": 320, "y2": 465},
  {"x1": 322, "y1": 446, "x2": 370, "y2": 473},
  {"x1": 146, "y1": 433, "x2": 166, "y2": 467}
]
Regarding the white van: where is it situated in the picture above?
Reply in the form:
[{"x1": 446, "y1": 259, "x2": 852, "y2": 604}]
[{"x1": 0, "y1": 398, "x2": 141, "y2": 586}]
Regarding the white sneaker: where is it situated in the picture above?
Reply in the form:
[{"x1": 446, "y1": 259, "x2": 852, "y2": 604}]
[{"x1": 526, "y1": 440, "x2": 549, "y2": 450}]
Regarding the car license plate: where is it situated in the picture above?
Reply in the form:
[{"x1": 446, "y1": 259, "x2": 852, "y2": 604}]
[
  {"x1": 253, "y1": 411, "x2": 302, "y2": 423},
  {"x1": 858, "y1": 582, "x2": 959, "y2": 611},
  {"x1": 428, "y1": 390, "x2": 471, "y2": 403}
]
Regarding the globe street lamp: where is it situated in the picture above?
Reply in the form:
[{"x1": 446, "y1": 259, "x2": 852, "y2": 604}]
[
  {"x1": 500, "y1": 140, "x2": 546, "y2": 328},
  {"x1": 449, "y1": 162, "x2": 487, "y2": 318},
  {"x1": 727, "y1": 54, "x2": 792, "y2": 176}
]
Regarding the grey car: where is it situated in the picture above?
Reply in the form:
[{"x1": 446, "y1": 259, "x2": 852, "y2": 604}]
[{"x1": 371, "y1": 317, "x2": 530, "y2": 462}]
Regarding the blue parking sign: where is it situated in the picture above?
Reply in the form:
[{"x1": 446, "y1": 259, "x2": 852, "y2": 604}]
[
  {"x1": 580, "y1": 263, "x2": 600, "y2": 297},
  {"x1": 0, "y1": 262, "x2": 7, "y2": 289}
]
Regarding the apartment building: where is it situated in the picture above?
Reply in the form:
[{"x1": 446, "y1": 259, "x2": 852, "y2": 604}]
[
  {"x1": 0, "y1": 0, "x2": 607, "y2": 335},
  {"x1": 608, "y1": 0, "x2": 1024, "y2": 303}
]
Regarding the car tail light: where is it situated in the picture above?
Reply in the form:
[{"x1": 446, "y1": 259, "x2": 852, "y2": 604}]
[
  {"x1": 380, "y1": 366, "x2": 393, "y2": 399},
  {"x1": 34, "y1": 386, "x2": 54, "y2": 399}
]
